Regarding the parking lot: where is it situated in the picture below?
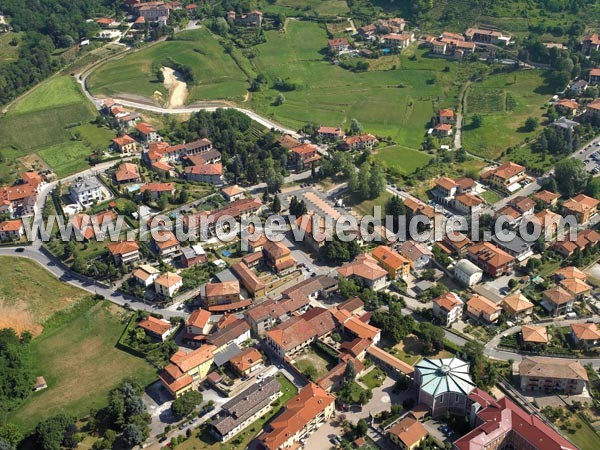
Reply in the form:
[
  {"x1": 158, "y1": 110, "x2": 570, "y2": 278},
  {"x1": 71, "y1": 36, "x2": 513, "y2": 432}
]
[{"x1": 581, "y1": 141, "x2": 600, "y2": 175}]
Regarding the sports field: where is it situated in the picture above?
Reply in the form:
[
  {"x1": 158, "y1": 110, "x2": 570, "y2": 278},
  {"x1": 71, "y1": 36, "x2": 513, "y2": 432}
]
[
  {"x1": 0, "y1": 76, "x2": 112, "y2": 180},
  {"x1": 87, "y1": 28, "x2": 248, "y2": 103},
  {"x1": 8, "y1": 300, "x2": 156, "y2": 432}
]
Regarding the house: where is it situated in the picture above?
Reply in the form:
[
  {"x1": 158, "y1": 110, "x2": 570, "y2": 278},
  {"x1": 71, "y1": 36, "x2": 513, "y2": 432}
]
[
  {"x1": 70, "y1": 177, "x2": 103, "y2": 208},
  {"x1": 151, "y1": 161, "x2": 174, "y2": 177},
  {"x1": 466, "y1": 294, "x2": 501, "y2": 324},
  {"x1": 366, "y1": 345, "x2": 414, "y2": 378},
  {"x1": 112, "y1": 134, "x2": 137, "y2": 154},
  {"x1": 180, "y1": 244, "x2": 207, "y2": 268},
  {"x1": 244, "y1": 299, "x2": 288, "y2": 336},
  {"x1": 221, "y1": 185, "x2": 246, "y2": 202},
  {"x1": 433, "y1": 123, "x2": 452, "y2": 137},
  {"x1": 316, "y1": 126, "x2": 345, "y2": 141},
  {"x1": 290, "y1": 144, "x2": 321, "y2": 169},
  {"x1": 551, "y1": 116, "x2": 579, "y2": 134},
  {"x1": 570, "y1": 79, "x2": 588, "y2": 95},
  {"x1": 571, "y1": 323, "x2": 600, "y2": 349},
  {"x1": 432, "y1": 177, "x2": 458, "y2": 205},
  {"x1": 135, "y1": 1, "x2": 170, "y2": 25},
  {"x1": 438, "y1": 233, "x2": 473, "y2": 257},
  {"x1": 335, "y1": 309, "x2": 381, "y2": 344},
  {"x1": 317, "y1": 356, "x2": 365, "y2": 392},
  {"x1": 501, "y1": 293, "x2": 534, "y2": 319},
  {"x1": 153, "y1": 230, "x2": 181, "y2": 257},
  {"x1": 437, "y1": 109, "x2": 454, "y2": 124},
  {"x1": 159, "y1": 345, "x2": 216, "y2": 398},
  {"x1": 337, "y1": 253, "x2": 389, "y2": 291},
  {"x1": 184, "y1": 163, "x2": 224, "y2": 185},
  {"x1": 263, "y1": 240, "x2": 296, "y2": 274},
  {"x1": 229, "y1": 347, "x2": 263, "y2": 376},
  {"x1": 467, "y1": 242, "x2": 515, "y2": 277},
  {"x1": 183, "y1": 308, "x2": 211, "y2": 346},
  {"x1": 532, "y1": 190, "x2": 560, "y2": 207},
  {"x1": 453, "y1": 193, "x2": 483, "y2": 215},
  {"x1": 140, "y1": 182, "x2": 176, "y2": 200},
  {"x1": 562, "y1": 193, "x2": 599, "y2": 224},
  {"x1": 34, "y1": 376, "x2": 47, "y2": 392},
  {"x1": 0, "y1": 219, "x2": 23, "y2": 240},
  {"x1": 453, "y1": 396, "x2": 577, "y2": 450},
  {"x1": 554, "y1": 99, "x2": 579, "y2": 116},
  {"x1": 136, "y1": 122, "x2": 159, "y2": 142},
  {"x1": 341, "y1": 134, "x2": 379, "y2": 151},
  {"x1": 519, "y1": 357, "x2": 588, "y2": 395},
  {"x1": 107, "y1": 240, "x2": 140, "y2": 266},
  {"x1": 453, "y1": 259, "x2": 483, "y2": 287},
  {"x1": 414, "y1": 357, "x2": 476, "y2": 417},
  {"x1": 231, "y1": 262, "x2": 266, "y2": 299},
  {"x1": 96, "y1": 17, "x2": 119, "y2": 28},
  {"x1": 542, "y1": 286, "x2": 574, "y2": 316},
  {"x1": 371, "y1": 245, "x2": 411, "y2": 280},
  {"x1": 265, "y1": 316, "x2": 316, "y2": 358},
  {"x1": 555, "y1": 266, "x2": 587, "y2": 281},
  {"x1": 231, "y1": 10, "x2": 263, "y2": 27},
  {"x1": 491, "y1": 231, "x2": 533, "y2": 262},
  {"x1": 433, "y1": 292, "x2": 463, "y2": 326},
  {"x1": 210, "y1": 376, "x2": 280, "y2": 442},
  {"x1": 114, "y1": 162, "x2": 140, "y2": 184},
  {"x1": 560, "y1": 277, "x2": 592, "y2": 299},
  {"x1": 382, "y1": 32, "x2": 413, "y2": 49},
  {"x1": 521, "y1": 325, "x2": 549, "y2": 346},
  {"x1": 133, "y1": 264, "x2": 160, "y2": 287},
  {"x1": 138, "y1": 315, "x2": 175, "y2": 341},
  {"x1": 590, "y1": 68, "x2": 600, "y2": 84},
  {"x1": 481, "y1": 162, "x2": 526, "y2": 193},
  {"x1": 328, "y1": 37, "x2": 350, "y2": 53},
  {"x1": 531, "y1": 209, "x2": 563, "y2": 239},
  {"x1": 388, "y1": 416, "x2": 429, "y2": 450},
  {"x1": 553, "y1": 229, "x2": 600, "y2": 257},
  {"x1": 403, "y1": 198, "x2": 436, "y2": 225},
  {"x1": 257, "y1": 383, "x2": 334, "y2": 450},
  {"x1": 582, "y1": 33, "x2": 600, "y2": 54},
  {"x1": 465, "y1": 28, "x2": 510, "y2": 45},
  {"x1": 397, "y1": 240, "x2": 433, "y2": 270},
  {"x1": 154, "y1": 272, "x2": 183, "y2": 299},
  {"x1": 202, "y1": 281, "x2": 242, "y2": 310},
  {"x1": 207, "y1": 318, "x2": 251, "y2": 349}
]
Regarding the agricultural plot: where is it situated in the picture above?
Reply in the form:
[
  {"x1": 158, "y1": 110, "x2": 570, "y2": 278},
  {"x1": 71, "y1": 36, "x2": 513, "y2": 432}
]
[
  {"x1": 87, "y1": 28, "x2": 248, "y2": 103},
  {"x1": 462, "y1": 70, "x2": 552, "y2": 159}
]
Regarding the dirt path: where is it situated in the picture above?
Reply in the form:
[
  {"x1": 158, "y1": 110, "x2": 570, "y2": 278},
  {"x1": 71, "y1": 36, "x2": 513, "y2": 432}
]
[{"x1": 161, "y1": 66, "x2": 188, "y2": 108}]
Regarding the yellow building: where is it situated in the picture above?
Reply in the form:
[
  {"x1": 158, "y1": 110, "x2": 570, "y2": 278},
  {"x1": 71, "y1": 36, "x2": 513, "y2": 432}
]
[
  {"x1": 159, "y1": 344, "x2": 216, "y2": 397},
  {"x1": 371, "y1": 245, "x2": 411, "y2": 280}
]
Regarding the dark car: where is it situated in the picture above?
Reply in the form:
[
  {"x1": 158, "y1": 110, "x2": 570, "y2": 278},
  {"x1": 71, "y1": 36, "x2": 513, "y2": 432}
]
[{"x1": 14, "y1": 247, "x2": 25, "y2": 253}]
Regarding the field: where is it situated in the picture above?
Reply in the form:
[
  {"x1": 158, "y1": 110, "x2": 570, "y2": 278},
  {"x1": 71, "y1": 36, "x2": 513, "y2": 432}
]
[
  {"x1": 372, "y1": 145, "x2": 433, "y2": 174},
  {"x1": 87, "y1": 28, "x2": 248, "y2": 104},
  {"x1": 294, "y1": 349, "x2": 335, "y2": 380},
  {"x1": 0, "y1": 257, "x2": 87, "y2": 336},
  {"x1": 462, "y1": 70, "x2": 552, "y2": 159},
  {"x1": 0, "y1": 32, "x2": 21, "y2": 65},
  {"x1": 265, "y1": 0, "x2": 349, "y2": 16},
  {"x1": 0, "y1": 76, "x2": 109, "y2": 181},
  {"x1": 8, "y1": 300, "x2": 156, "y2": 432}
]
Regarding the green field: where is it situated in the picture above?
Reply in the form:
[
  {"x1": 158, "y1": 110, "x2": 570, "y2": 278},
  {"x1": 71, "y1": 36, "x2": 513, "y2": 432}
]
[
  {"x1": 372, "y1": 145, "x2": 433, "y2": 174},
  {"x1": 8, "y1": 301, "x2": 156, "y2": 432},
  {"x1": 265, "y1": 0, "x2": 349, "y2": 16},
  {"x1": 0, "y1": 76, "x2": 113, "y2": 181},
  {"x1": 462, "y1": 70, "x2": 552, "y2": 159},
  {"x1": 0, "y1": 32, "x2": 21, "y2": 65},
  {"x1": 88, "y1": 28, "x2": 248, "y2": 103}
]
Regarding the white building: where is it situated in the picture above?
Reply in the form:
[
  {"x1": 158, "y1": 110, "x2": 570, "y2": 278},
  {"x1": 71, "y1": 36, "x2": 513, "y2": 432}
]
[
  {"x1": 133, "y1": 264, "x2": 161, "y2": 287},
  {"x1": 70, "y1": 177, "x2": 103, "y2": 208},
  {"x1": 432, "y1": 292, "x2": 464, "y2": 326},
  {"x1": 154, "y1": 272, "x2": 183, "y2": 299},
  {"x1": 454, "y1": 259, "x2": 483, "y2": 287}
]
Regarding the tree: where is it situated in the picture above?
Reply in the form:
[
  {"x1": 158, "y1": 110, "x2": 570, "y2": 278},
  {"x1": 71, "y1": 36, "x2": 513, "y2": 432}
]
[
  {"x1": 355, "y1": 419, "x2": 368, "y2": 437},
  {"x1": 369, "y1": 163, "x2": 386, "y2": 199},
  {"x1": 0, "y1": 424, "x2": 22, "y2": 450},
  {"x1": 302, "y1": 365, "x2": 317, "y2": 380},
  {"x1": 418, "y1": 322, "x2": 445, "y2": 355},
  {"x1": 349, "y1": 119, "x2": 363, "y2": 135},
  {"x1": 274, "y1": 93, "x2": 285, "y2": 106},
  {"x1": 122, "y1": 423, "x2": 146, "y2": 447},
  {"x1": 524, "y1": 117, "x2": 539, "y2": 132},
  {"x1": 0, "y1": 329, "x2": 35, "y2": 411},
  {"x1": 35, "y1": 415, "x2": 75, "y2": 450},
  {"x1": 585, "y1": 177, "x2": 600, "y2": 200},
  {"x1": 554, "y1": 159, "x2": 589, "y2": 197},
  {"x1": 272, "y1": 195, "x2": 281, "y2": 213},
  {"x1": 471, "y1": 114, "x2": 483, "y2": 128},
  {"x1": 344, "y1": 360, "x2": 357, "y2": 382},
  {"x1": 171, "y1": 391, "x2": 203, "y2": 419}
]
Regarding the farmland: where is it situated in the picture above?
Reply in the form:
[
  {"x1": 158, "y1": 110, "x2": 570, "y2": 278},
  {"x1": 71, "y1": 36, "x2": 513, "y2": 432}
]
[
  {"x1": 0, "y1": 76, "x2": 112, "y2": 181},
  {"x1": 8, "y1": 300, "x2": 156, "y2": 433},
  {"x1": 87, "y1": 28, "x2": 248, "y2": 103}
]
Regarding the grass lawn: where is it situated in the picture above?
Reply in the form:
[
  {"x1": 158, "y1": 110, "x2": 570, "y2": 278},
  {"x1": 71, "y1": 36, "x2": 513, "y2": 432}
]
[
  {"x1": 462, "y1": 70, "x2": 553, "y2": 160},
  {"x1": 88, "y1": 28, "x2": 248, "y2": 104},
  {"x1": 265, "y1": 0, "x2": 349, "y2": 16},
  {"x1": 480, "y1": 189, "x2": 503, "y2": 204},
  {"x1": 10, "y1": 76, "x2": 88, "y2": 115},
  {"x1": 176, "y1": 374, "x2": 297, "y2": 450},
  {"x1": 342, "y1": 190, "x2": 392, "y2": 218},
  {"x1": 360, "y1": 367, "x2": 386, "y2": 389},
  {"x1": 8, "y1": 300, "x2": 156, "y2": 433},
  {"x1": 37, "y1": 141, "x2": 95, "y2": 177},
  {"x1": 0, "y1": 257, "x2": 87, "y2": 336},
  {"x1": 0, "y1": 32, "x2": 21, "y2": 65},
  {"x1": 372, "y1": 145, "x2": 433, "y2": 175}
]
